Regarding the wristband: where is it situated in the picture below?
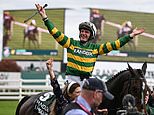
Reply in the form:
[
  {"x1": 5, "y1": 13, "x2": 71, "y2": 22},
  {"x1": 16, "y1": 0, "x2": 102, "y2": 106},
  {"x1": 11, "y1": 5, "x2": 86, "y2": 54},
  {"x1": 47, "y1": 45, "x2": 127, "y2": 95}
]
[
  {"x1": 42, "y1": 17, "x2": 48, "y2": 21},
  {"x1": 129, "y1": 34, "x2": 134, "y2": 39}
]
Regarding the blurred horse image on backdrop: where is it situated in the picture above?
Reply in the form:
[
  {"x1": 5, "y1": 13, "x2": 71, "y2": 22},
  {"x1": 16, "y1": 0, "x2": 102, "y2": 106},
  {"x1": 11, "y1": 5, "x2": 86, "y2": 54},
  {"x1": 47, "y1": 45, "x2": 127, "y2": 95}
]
[
  {"x1": 23, "y1": 19, "x2": 39, "y2": 48},
  {"x1": 117, "y1": 21, "x2": 138, "y2": 51}
]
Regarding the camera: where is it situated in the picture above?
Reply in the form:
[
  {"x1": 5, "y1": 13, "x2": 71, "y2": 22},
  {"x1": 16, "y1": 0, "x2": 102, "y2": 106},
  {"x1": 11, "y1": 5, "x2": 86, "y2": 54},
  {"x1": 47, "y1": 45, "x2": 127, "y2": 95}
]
[{"x1": 116, "y1": 94, "x2": 144, "y2": 115}]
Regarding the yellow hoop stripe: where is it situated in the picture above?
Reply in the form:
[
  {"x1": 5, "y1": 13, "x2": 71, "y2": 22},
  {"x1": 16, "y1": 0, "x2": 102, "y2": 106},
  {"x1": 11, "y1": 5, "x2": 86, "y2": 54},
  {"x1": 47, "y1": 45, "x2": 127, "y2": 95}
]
[
  {"x1": 67, "y1": 53, "x2": 96, "y2": 63},
  {"x1": 115, "y1": 40, "x2": 121, "y2": 49},
  {"x1": 51, "y1": 27, "x2": 58, "y2": 35},
  {"x1": 67, "y1": 62, "x2": 94, "y2": 72},
  {"x1": 106, "y1": 42, "x2": 113, "y2": 51}
]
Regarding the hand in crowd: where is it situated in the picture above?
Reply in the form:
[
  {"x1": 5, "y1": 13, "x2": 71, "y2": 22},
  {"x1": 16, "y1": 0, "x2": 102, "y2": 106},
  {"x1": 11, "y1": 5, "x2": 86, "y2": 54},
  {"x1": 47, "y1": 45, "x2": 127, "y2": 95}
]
[{"x1": 46, "y1": 58, "x2": 53, "y2": 71}]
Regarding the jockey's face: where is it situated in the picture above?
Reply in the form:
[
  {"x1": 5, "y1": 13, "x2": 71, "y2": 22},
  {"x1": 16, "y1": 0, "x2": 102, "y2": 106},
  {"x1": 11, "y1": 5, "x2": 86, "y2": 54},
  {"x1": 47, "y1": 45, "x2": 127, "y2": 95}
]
[
  {"x1": 80, "y1": 29, "x2": 91, "y2": 43},
  {"x1": 69, "y1": 86, "x2": 81, "y2": 101}
]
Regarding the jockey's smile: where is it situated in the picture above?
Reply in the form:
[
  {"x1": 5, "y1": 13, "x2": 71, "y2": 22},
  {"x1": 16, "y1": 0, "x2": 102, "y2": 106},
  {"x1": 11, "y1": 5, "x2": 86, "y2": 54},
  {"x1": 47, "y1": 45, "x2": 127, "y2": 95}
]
[{"x1": 80, "y1": 29, "x2": 91, "y2": 42}]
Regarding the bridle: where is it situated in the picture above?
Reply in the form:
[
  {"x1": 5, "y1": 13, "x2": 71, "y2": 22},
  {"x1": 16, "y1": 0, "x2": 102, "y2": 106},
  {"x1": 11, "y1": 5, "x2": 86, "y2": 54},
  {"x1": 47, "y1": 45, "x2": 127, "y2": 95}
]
[{"x1": 127, "y1": 69, "x2": 149, "y2": 114}]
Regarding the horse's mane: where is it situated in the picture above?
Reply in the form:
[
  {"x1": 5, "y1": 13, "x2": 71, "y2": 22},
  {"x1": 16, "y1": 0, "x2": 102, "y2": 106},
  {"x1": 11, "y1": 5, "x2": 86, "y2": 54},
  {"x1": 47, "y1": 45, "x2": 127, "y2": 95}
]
[{"x1": 106, "y1": 69, "x2": 128, "y2": 84}]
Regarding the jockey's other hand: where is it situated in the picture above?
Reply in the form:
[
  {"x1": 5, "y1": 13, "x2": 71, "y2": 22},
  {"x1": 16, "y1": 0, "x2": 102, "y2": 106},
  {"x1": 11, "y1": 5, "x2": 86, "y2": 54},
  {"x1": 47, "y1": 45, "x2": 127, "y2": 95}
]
[{"x1": 130, "y1": 28, "x2": 144, "y2": 37}]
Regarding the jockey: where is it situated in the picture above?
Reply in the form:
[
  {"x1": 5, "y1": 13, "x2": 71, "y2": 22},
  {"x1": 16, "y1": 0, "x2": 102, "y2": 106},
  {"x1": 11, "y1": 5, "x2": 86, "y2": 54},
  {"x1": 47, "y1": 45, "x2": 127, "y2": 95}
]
[
  {"x1": 35, "y1": 4, "x2": 144, "y2": 84},
  {"x1": 118, "y1": 21, "x2": 133, "y2": 38},
  {"x1": 78, "y1": 21, "x2": 97, "y2": 44},
  {"x1": 122, "y1": 21, "x2": 133, "y2": 35},
  {"x1": 24, "y1": 19, "x2": 37, "y2": 35}
]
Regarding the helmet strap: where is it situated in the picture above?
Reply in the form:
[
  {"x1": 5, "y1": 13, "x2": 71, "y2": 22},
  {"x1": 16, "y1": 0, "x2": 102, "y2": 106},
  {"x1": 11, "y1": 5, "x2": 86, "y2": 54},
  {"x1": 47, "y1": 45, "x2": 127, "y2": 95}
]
[{"x1": 80, "y1": 40, "x2": 87, "y2": 44}]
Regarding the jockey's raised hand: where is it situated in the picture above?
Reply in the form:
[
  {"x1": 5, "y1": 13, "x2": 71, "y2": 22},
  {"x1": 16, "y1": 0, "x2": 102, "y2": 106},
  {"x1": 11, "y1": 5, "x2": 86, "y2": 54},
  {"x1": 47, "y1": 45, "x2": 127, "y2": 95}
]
[
  {"x1": 35, "y1": 4, "x2": 47, "y2": 19},
  {"x1": 130, "y1": 28, "x2": 144, "y2": 38}
]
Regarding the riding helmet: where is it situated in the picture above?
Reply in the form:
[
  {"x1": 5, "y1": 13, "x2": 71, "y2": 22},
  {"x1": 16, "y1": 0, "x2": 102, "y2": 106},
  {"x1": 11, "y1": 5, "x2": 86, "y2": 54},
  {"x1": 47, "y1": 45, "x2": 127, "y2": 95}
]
[{"x1": 79, "y1": 22, "x2": 97, "y2": 40}]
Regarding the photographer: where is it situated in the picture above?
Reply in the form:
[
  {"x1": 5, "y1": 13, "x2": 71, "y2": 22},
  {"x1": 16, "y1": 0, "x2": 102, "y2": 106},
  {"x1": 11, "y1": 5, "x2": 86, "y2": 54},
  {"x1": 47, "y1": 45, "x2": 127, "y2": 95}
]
[
  {"x1": 117, "y1": 94, "x2": 144, "y2": 115},
  {"x1": 146, "y1": 90, "x2": 154, "y2": 114}
]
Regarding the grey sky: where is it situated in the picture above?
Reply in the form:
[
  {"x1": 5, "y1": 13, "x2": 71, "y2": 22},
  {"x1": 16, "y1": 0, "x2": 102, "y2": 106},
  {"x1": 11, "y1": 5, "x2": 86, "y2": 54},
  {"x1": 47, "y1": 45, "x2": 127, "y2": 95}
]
[{"x1": 0, "y1": 0, "x2": 154, "y2": 13}]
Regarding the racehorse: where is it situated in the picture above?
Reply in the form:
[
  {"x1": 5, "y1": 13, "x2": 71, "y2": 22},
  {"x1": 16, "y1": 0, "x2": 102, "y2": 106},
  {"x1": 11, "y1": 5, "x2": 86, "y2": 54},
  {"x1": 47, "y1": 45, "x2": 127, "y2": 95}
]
[
  {"x1": 23, "y1": 27, "x2": 39, "y2": 49},
  {"x1": 15, "y1": 62, "x2": 150, "y2": 115},
  {"x1": 16, "y1": 92, "x2": 57, "y2": 115},
  {"x1": 99, "y1": 62, "x2": 150, "y2": 115}
]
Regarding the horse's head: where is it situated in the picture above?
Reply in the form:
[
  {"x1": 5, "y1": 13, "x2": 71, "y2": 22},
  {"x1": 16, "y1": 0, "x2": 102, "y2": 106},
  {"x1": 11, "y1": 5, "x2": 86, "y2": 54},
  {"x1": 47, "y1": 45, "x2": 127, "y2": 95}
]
[
  {"x1": 99, "y1": 62, "x2": 150, "y2": 115},
  {"x1": 125, "y1": 62, "x2": 150, "y2": 114}
]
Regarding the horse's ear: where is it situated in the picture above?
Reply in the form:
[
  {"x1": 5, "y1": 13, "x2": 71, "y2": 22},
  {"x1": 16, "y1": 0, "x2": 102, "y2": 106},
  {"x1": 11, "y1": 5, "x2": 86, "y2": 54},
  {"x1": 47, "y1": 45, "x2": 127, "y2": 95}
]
[
  {"x1": 127, "y1": 62, "x2": 135, "y2": 75},
  {"x1": 142, "y1": 62, "x2": 147, "y2": 75}
]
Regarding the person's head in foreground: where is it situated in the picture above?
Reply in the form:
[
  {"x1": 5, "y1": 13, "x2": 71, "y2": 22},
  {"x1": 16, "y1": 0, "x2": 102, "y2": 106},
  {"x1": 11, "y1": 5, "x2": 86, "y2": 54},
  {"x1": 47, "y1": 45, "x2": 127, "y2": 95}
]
[
  {"x1": 63, "y1": 81, "x2": 81, "y2": 101},
  {"x1": 82, "y1": 78, "x2": 114, "y2": 109}
]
